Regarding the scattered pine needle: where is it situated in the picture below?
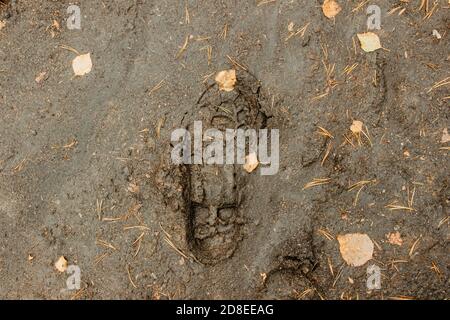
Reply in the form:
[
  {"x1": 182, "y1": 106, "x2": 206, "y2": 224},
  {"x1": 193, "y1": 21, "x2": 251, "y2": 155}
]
[
  {"x1": 200, "y1": 45, "x2": 212, "y2": 65},
  {"x1": 423, "y1": 1, "x2": 438, "y2": 20},
  {"x1": 59, "y1": 45, "x2": 80, "y2": 55},
  {"x1": 133, "y1": 232, "x2": 145, "y2": 257},
  {"x1": 418, "y1": 0, "x2": 429, "y2": 12},
  {"x1": 220, "y1": 24, "x2": 228, "y2": 39},
  {"x1": 352, "y1": 0, "x2": 369, "y2": 13},
  {"x1": 317, "y1": 228, "x2": 334, "y2": 241},
  {"x1": 342, "y1": 63, "x2": 358, "y2": 76},
  {"x1": 163, "y1": 236, "x2": 189, "y2": 260},
  {"x1": 386, "y1": 186, "x2": 416, "y2": 212},
  {"x1": 159, "y1": 223, "x2": 191, "y2": 260},
  {"x1": 388, "y1": 6, "x2": 402, "y2": 15},
  {"x1": 226, "y1": 55, "x2": 248, "y2": 71},
  {"x1": 430, "y1": 261, "x2": 441, "y2": 275},
  {"x1": 293, "y1": 288, "x2": 314, "y2": 300},
  {"x1": 202, "y1": 72, "x2": 215, "y2": 83},
  {"x1": 63, "y1": 139, "x2": 78, "y2": 149},
  {"x1": 388, "y1": 296, "x2": 415, "y2": 300},
  {"x1": 332, "y1": 263, "x2": 345, "y2": 287},
  {"x1": 348, "y1": 180, "x2": 376, "y2": 206},
  {"x1": 348, "y1": 180, "x2": 375, "y2": 191},
  {"x1": 303, "y1": 178, "x2": 331, "y2": 190},
  {"x1": 96, "y1": 239, "x2": 118, "y2": 251},
  {"x1": 70, "y1": 288, "x2": 86, "y2": 300},
  {"x1": 386, "y1": 204, "x2": 415, "y2": 212},
  {"x1": 437, "y1": 216, "x2": 449, "y2": 228},
  {"x1": 427, "y1": 77, "x2": 450, "y2": 93},
  {"x1": 321, "y1": 142, "x2": 333, "y2": 166},
  {"x1": 12, "y1": 158, "x2": 27, "y2": 173},
  {"x1": 285, "y1": 22, "x2": 310, "y2": 42},
  {"x1": 175, "y1": 36, "x2": 189, "y2": 59},
  {"x1": 123, "y1": 225, "x2": 150, "y2": 231},
  {"x1": 96, "y1": 199, "x2": 103, "y2": 220},
  {"x1": 126, "y1": 264, "x2": 137, "y2": 288},
  {"x1": 148, "y1": 79, "x2": 165, "y2": 96},
  {"x1": 94, "y1": 252, "x2": 109, "y2": 265},
  {"x1": 317, "y1": 126, "x2": 334, "y2": 139},
  {"x1": 257, "y1": 0, "x2": 276, "y2": 6},
  {"x1": 327, "y1": 256, "x2": 334, "y2": 276},
  {"x1": 102, "y1": 216, "x2": 124, "y2": 222},
  {"x1": 311, "y1": 91, "x2": 329, "y2": 101},
  {"x1": 196, "y1": 36, "x2": 211, "y2": 41},
  {"x1": 184, "y1": 4, "x2": 190, "y2": 24},
  {"x1": 409, "y1": 235, "x2": 422, "y2": 257},
  {"x1": 407, "y1": 185, "x2": 416, "y2": 208}
]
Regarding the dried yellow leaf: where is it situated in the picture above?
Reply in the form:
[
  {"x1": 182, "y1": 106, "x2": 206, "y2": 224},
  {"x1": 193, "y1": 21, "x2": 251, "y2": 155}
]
[
  {"x1": 288, "y1": 22, "x2": 295, "y2": 32},
  {"x1": 72, "y1": 53, "x2": 92, "y2": 76},
  {"x1": 243, "y1": 152, "x2": 259, "y2": 173},
  {"x1": 357, "y1": 32, "x2": 382, "y2": 52},
  {"x1": 337, "y1": 233, "x2": 374, "y2": 267},
  {"x1": 215, "y1": 69, "x2": 236, "y2": 92},
  {"x1": 387, "y1": 231, "x2": 403, "y2": 246},
  {"x1": 441, "y1": 128, "x2": 450, "y2": 143},
  {"x1": 322, "y1": 0, "x2": 342, "y2": 19},
  {"x1": 35, "y1": 72, "x2": 47, "y2": 84},
  {"x1": 55, "y1": 256, "x2": 68, "y2": 272},
  {"x1": 350, "y1": 120, "x2": 363, "y2": 133}
]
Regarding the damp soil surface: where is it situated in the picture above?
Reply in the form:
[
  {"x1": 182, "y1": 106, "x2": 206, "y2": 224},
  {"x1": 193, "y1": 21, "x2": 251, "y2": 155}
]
[{"x1": 0, "y1": 0, "x2": 448, "y2": 299}]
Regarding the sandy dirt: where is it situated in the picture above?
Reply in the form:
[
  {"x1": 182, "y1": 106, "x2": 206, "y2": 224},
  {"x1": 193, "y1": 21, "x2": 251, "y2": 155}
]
[{"x1": 0, "y1": 0, "x2": 448, "y2": 299}]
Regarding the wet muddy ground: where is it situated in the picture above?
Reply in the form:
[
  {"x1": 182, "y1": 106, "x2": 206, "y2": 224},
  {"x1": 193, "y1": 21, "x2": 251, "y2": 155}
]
[{"x1": 0, "y1": 0, "x2": 448, "y2": 299}]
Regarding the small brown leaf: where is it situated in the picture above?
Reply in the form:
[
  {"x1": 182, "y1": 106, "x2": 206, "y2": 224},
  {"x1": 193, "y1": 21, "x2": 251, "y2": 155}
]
[
  {"x1": 337, "y1": 233, "x2": 374, "y2": 267},
  {"x1": 322, "y1": 0, "x2": 342, "y2": 19},
  {"x1": 55, "y1": 256, "x2": 68, "y2": 272},
  {"x1": 215, "y1": 69, "x2": 236, "y2": 92}
]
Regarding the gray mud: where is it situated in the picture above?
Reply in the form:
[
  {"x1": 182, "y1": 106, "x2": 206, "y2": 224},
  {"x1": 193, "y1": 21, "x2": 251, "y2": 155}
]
[{"x1": 0, "y1": 0, "x2": 448, "y2": 299}]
